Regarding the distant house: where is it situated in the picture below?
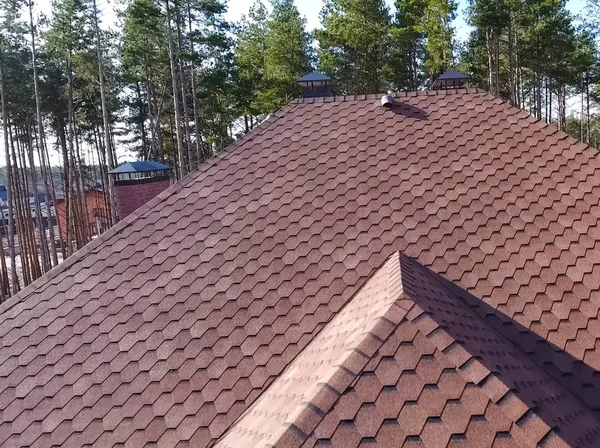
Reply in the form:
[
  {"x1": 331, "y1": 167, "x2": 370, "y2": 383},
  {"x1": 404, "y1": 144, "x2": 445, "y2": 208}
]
[
  {"x1": 0, "y1": 185, "x2": 60, "y2": 232},
  {"x1": 55, "y1": 189, "x2": 110, "y2": 242}
]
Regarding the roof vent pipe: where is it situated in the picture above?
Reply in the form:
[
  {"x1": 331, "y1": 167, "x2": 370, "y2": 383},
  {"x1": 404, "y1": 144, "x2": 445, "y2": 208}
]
[{"x1": 381, "y1": 94, "x2": 394, "y2": 109}]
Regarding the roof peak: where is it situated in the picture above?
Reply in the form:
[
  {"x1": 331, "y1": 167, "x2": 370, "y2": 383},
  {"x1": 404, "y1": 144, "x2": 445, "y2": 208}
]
[
  {"x1": 109, "y1": 160, "x2": 171, "y2": 174},
  {"x1": 296, "y1": 70, "x2": 332, "y2": 83}
]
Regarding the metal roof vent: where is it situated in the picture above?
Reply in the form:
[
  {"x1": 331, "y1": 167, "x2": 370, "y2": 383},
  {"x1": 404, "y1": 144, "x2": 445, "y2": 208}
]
[
  {"x1": 432, "y1": 70, "x2": 470, "y2": 90},
  {"x1": 381, "y1": 93, "x2": 394, "y2": 109},
  {"x1": 297, "y1": 71, "x2": 335, "y2": 98}
]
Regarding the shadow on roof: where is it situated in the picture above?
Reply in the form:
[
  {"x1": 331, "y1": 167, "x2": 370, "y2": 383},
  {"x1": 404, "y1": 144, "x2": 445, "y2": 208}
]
[
  {"x1": 401, "y1": 254, "x2": 600, "y2": 447},
  {"x1": 388, "y1": 102, "x2": 428, "y2": 120}
]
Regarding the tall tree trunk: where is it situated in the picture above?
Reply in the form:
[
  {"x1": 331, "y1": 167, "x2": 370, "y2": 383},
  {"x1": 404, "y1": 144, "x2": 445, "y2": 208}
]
[
  {"x1": 135, "y1": 82, "x2": 149, "y2": 158},
  {"x1": 586, "y1": 74, "x2": 591, "y2": 143},
  {"x1": 187, "y1": 4, "x2": 202, "y2": 167},
  {"x1": 508, "y1": 20, "x2": 515, "y2": 105},
  {"x1": 166, "y1": 0, "x2": 186, "y2": 179},
  {"x1": 66, "y1": 59, "x2": 77, "y2": 255},
  {"x1": 28, "y1": 0, "x2": 58, "y2": 268},
  {"x1": 0, "y1": 50, "x2": 19, "y2": 294},
  {"x1": 43, "y1": 136, "x2": 66, "y2": 261},
  {"x1": 486, "y1": 29, "x2": 493, "y2": 93},
  {"x1": 145, "y1": 80, "x2": 158, "y2": 160},
  {"x1": 26, "y1": 122, "x2": 50, "y2": 273},
  {"x1": 91, "y1": 0, "x2": 117, "y2": 225},
  {"x1": 175, "y1": 3, "x2": 193, "y2": 172}
]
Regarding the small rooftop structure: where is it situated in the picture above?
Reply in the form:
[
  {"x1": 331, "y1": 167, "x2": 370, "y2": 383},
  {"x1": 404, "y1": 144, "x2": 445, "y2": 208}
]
[
  {"x1": 109, "y1": 161, "x2": 171, "y2": 181},
  {"x1": 297, "y1": 71, "x2": 335, "y2": 98},
  {"x1": 109, "y1": 161, "x2": 172, "y2": 219},
  {"x1": 431, "y1": 69, "x2": 470, "y2": 90}
]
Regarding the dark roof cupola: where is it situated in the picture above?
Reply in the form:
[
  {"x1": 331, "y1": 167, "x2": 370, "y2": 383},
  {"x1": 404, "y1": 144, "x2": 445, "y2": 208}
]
[
  {"x1": 432, "y1": 70, "x2": 470, "y2": 90},
  {"x1": 297, "y1": 71, "x2": 335, "y2": 98}
]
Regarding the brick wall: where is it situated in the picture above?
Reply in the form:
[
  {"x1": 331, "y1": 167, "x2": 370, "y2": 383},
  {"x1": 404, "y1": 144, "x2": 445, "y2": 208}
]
[{"x1": 116, "y1": 179, "x2": 171, "y2": 219}]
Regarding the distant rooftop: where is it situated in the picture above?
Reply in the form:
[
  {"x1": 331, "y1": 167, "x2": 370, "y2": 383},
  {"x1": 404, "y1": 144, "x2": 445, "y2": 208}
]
[
  {"x1": 296, "y1": 70, "x2": 332, "y2": 83},
  {"x1": 109, "y1": 161, "x2": 171, "y2": 175},
  {"x1": 436, "y1": 69, "x2": 470, "y2": 80}
]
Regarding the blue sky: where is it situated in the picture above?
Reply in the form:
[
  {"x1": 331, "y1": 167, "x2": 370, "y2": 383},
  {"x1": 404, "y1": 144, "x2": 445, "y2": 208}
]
[{"x1": 227, "y1": 0, "x2": 589, "y2": 43}]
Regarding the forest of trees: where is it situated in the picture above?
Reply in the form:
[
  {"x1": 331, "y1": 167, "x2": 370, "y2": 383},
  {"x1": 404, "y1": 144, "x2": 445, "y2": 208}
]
[{"x1": 0, "y1": 0, "x2": 598, "y2": 301}]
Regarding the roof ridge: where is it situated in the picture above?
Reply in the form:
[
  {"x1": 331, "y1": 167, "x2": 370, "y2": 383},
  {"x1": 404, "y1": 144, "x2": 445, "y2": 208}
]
[
  {"x1": 269, "y1": 301, "x2": 411, "y2": 446},
  {"x1": 214, "y1": 252, "x2": 411, "y2": 447},
  {"x1": 291, "y1": 88, "x2": 489, "y2": 104}
]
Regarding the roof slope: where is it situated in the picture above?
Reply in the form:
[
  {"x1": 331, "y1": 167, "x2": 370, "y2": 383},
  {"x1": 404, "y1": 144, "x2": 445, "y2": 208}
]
[
  {"x1": 215, "y1": 252, "x2": 409, "y2": 448},
  {"x1": 2, "y1": 90, "x2": 600, "y2": 447},
  {"x1": 218, "y1": 253, "x2": 600, "y2": 448}
]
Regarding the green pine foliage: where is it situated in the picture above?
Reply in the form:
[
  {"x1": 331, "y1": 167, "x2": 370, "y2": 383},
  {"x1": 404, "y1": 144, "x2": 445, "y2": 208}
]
[{"x1": 316, "y1": 0, "x2": 391, "y2": 94}]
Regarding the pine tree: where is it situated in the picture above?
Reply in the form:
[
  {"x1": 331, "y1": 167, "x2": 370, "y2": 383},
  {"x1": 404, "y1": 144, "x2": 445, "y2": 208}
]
[
  {"x1": 121, "y1": 0, "x2": 168, "y2": 161},
  {"x1": 316, "y1": 0, "x2": 390, "y2": 94},
  {"x1": 234, "y1": 0, "x2": 269, "y2": 128},
  {"x1": 389, "y1": 0, "x2": 427, "y2": 91},
  {"x1": 259, "y1": 0, "x2": 311, "y2": 110},
  {"x1": 422, "y1": 0, "x2": 456, "y2": 83}
]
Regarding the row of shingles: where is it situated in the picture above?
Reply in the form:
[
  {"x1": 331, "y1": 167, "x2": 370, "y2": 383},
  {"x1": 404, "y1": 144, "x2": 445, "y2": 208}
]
[
  {"x1": 438, "y1": 271, "x2": 600, "y2": 448},
  {"x1": 498, "y1": 120, "x2": 600, "y2": 405},
  {"x1": 405, "y1": 255, "x2": 600, "y2": 447},
  {"x1": 2, "y1": 92, "x2": 492, "y2": 448},
  {"x1": 0, "y1": 102, "x2": 304, "y2": 448},
  {"x1": 370, "y1": 93, "x2": 592, "y2": 446},
  {"x1": 376, "y1": 104, "x2": 520, "y2": 444},
  {"x1": 3, "y1": 185, "x2": 206, "y2": 447},
  {"x1": 301, "y1": 304, "x2": 528, "y2": 447},
  {"x1": 4, "y1": 100, "x2": 213, "y2": 440},
  {"x1": 456, "y1": 99, "x2": 600, "y2": 410},
  {"x1": 214, "y1": 252, "x2": 404, "y2": 447},
  {"x1": 68, "y1": 110, "x2": 300, "y2": 447},
  {"x1": 408, "y1": 93, "x2": 600, "y2": 411},
  {"x1": 487, "y1": 105, "x2": 599, "y2": 395},
  {"x1": 122, "y1": 102, "x2": 324, "y2": 447},
  {"x1": 170, "y1": 88, "x2": 600, "y2": 448},
  {"x1": 202, "y1": 93, "x2": 440, "y2": 444},
  {"x1": 162, "y1": 99, "x2": 386, "y2": 447},
  {"x1": 84, "y1": 100, "x2": 332, "y2": 447},
  {"x1": 156, "y1": 100, "x2": 328, "y2": 446},
  {"x1": 269, "y1": 253, "x2": 409, "y2": 448}
]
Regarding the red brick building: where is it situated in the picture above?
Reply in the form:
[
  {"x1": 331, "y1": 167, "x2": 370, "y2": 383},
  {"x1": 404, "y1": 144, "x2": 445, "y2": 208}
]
[
  {"x1": 109, "y1": 161, "x2": 172, "y2": 220},
  {"x1": 55, "y1": 189, "x2": 110, "y2": 242}
]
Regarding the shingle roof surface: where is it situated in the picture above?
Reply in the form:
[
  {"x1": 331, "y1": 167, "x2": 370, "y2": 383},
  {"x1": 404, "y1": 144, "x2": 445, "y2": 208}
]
[
  {"x1": 1, "y1": 90, "x2": 600, "y2": 447},
  {"x1": 218, "y1": 253, "x2": 600, "y2": 448},
  {"x1": 215, "y1": 252, "x2": 407, "y2": 448}
]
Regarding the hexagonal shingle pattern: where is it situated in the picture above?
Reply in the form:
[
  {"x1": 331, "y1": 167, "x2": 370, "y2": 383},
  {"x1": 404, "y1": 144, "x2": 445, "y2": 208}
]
[
  {"x1": 1, "y1": 90, "x2": 600, "y2": 447},
  {"x1": 217, "y1": 253, "x2": 600, "y2": 448},
  {"x1": 215, "y1": 252, "x2": 408, "y2": 448}
]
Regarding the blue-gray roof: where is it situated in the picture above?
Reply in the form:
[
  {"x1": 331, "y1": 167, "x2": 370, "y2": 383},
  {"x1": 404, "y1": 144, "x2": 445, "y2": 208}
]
[
  {"x1": 437, "y1": 70, "x2": 469, "y2": 80},
  {"x1": 297, "y1": 71, "x2": 332, "y2": 83},
  {"x1": 109, "y1": 161, "x2": 171, "y2": 174}
]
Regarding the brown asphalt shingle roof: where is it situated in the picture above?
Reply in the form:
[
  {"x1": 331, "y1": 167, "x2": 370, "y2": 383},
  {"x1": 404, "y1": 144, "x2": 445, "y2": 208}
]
[
  {"x1": 218, "y1": 253, "x2": 600, "y2": 448},
  {"x1": 1, "y1": 90, "x2": 600, "y2": 447}
]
